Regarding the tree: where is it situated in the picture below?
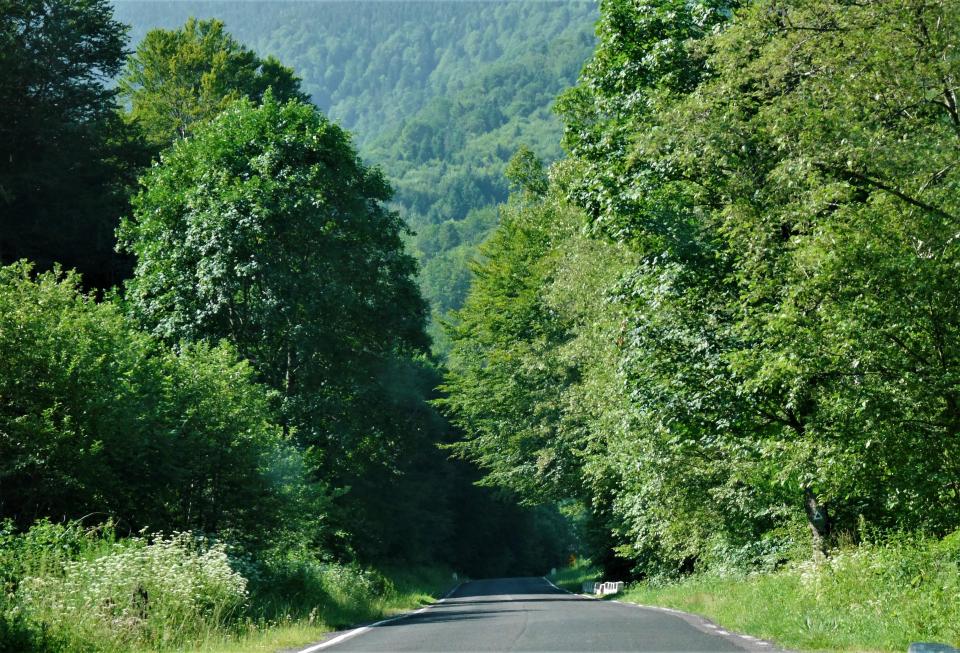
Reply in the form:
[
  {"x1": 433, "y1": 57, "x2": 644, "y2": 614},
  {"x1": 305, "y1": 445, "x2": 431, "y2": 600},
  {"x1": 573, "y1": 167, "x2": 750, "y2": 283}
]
[
  {"x1": 119, "y1": 17, "x2": 308, "y2": 148},
  {"x1": 0, "y1": 0, "x2": 142, "y2": 289},
  {"x1": 441, "y1": 160, "x2": 638, "y2": 569},
  {"x1": 552, "y1": 0, "x2": 960, "y2": 564},
  {"x1": 118, "y1": 94, "x2": 428, "y2": 479},
  {"x1": 0, "y1": 262, "x2": 305, "y2": 543},
  {"x1": 504, "y1": 146, "x2": 548, "y2": 196},
  {"x1": 678, "y1": 0, "x2": 960, "y2": 542}
]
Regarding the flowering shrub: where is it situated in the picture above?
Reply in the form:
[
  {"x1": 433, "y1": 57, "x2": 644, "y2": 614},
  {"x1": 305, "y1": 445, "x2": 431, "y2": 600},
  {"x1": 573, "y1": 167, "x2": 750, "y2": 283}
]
[
  {"x1": 17, "y1": 532, "x2": 247, "y2": 648},
  {"x1": 2, "y1": 520, "x2": 423, "y2": 652}
]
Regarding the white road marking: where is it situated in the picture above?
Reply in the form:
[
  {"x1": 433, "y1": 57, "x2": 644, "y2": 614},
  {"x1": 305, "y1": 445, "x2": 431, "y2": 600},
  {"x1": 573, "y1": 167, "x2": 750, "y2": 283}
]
[
  {"x1": 542, "y1": 575, "x2": 599, "y2": 600},
  {"x1": 546, "y1": 578, "x2": 782, "y2": 651},
  {"x1": 296, "y1": 583, "x2": 461, "y2": 652}
]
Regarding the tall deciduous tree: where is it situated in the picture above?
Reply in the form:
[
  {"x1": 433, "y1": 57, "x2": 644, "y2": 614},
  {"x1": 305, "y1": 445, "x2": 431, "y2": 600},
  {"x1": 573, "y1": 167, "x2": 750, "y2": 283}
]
[
  {"x1": 118, "y1": 93, "x2": 428, "y2": 477},
  {"x1": 119, "y1": 17, "x2": 308, "y2": 148},
  {"x1": 0, "y1": 0, "x2": 142, "y2": 288}
]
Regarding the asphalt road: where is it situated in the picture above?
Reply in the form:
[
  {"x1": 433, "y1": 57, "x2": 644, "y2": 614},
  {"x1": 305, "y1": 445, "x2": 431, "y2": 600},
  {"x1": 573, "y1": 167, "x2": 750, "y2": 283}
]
[{"x1": 308, "y1": 576, "x2": 777, "y2": 652}]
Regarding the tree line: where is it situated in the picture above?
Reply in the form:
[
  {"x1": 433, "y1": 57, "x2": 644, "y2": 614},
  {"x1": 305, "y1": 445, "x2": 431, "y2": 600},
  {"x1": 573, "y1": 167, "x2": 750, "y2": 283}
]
[{"x1": 444, "y1": 0, "x2": 960, "y2": 577}]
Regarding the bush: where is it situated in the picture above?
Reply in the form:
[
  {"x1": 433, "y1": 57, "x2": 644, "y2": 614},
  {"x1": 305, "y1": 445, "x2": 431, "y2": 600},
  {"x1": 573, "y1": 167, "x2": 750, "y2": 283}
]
[
  {"x1": 14, "y1": 531, "x2": 247, "y2": 650},
  {"x1": 245, "y1": 549, "x2": 396, "y2": 627},
  {"x1": 0, "y1": 262, "x2": 311, "y2": 545}
]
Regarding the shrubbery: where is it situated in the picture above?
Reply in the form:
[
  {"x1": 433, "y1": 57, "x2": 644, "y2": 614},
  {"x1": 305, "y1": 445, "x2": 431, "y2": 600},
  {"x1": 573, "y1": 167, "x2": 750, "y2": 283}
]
[
  {"x1": 15, "y1": 531, "x2": 247, "y2": 649},
  {"x1": 0, "y1": 520, "x2": 420, "y2": 652},
  {"x1": 0, "y1": 263, "x2": 314, "y2": 544}
]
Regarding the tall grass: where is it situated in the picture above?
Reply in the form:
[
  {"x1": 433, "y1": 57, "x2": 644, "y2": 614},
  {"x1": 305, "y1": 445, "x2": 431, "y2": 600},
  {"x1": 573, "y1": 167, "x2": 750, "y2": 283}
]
[
  {"x1": 0, "y1": 520, "x2": 455, "y2": 653},
  {"x1": 619, "y1": 532, "x2": 960, "y2": 653}
]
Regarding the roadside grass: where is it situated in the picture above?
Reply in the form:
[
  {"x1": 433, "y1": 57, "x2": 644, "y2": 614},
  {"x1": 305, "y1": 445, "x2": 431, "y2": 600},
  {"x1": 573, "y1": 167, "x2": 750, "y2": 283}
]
[
  {"x1": 618, "y1": 534, "x2": 960, "y2": 653},
  {"x1": 548, "y1": 559, "x2": 600, "y2": 593},
  {"x1": 147, "y1": 566, "x2": 457, "y2": 653},
  {"x1": 0, "y1": 520, "x2": 456, "y2": 653},
  {"x1": 165, "y1": 565, "x2": 458, "y2": 653}
]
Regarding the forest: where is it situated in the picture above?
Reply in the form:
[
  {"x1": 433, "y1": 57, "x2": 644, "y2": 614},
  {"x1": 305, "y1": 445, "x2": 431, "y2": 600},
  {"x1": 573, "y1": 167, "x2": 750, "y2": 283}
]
[
  {"x1": 1, "y1": 2, "x2": 577, "y2": 650},
  {"x1": 444, "y1": 4, "x2": 960, "y2": 644},
  {"x1": 110, "y1": 0, "x2": 600, "y2": 348},
  {"x1": 2, "y1": 0, "x2": 960, "y2": 651}
]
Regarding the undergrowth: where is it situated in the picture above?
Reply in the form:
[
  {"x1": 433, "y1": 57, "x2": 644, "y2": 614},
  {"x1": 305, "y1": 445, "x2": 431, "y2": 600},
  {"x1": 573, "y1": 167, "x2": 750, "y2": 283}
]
[
  {"x1": 548, "y1": 558, "x2": 600, "y2": 593},
  {"x1": 0, "y1": 520, "x2": 454, "y2": 653},
  {"x1": 618, "y1": 532, "x2": 960, "y2": 653}
]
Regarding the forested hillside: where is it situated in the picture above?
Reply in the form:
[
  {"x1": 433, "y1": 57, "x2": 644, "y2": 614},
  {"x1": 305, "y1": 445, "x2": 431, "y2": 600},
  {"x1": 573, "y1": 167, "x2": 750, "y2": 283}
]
[{"x1": 111, "y1": 0, "x2": 599, "y2": 346}]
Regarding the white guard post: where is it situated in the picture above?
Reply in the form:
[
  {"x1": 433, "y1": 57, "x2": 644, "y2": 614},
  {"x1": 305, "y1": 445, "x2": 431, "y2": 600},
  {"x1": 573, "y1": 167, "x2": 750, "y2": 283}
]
[{"x1": 592, "y1": 581, "x2": 624, "y2": 596}]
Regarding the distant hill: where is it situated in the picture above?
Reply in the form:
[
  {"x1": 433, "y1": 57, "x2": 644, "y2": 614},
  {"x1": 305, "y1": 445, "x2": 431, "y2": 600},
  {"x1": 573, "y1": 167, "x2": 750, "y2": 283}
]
[{"x1": 112, "y1": 0, "x2": 598, "y2": 350}]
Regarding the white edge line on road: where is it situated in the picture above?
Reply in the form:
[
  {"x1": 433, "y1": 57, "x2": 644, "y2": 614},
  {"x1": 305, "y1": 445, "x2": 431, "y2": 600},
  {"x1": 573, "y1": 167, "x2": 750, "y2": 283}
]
[
  {"x1": 541, "y1": 575, "x2": 597, "y2": 600},
  {"x1": 296, "y1": 582, "x2": 462, "y2": 653},
  {"x1": 542, "y1": 577, "x2": 786, "y2": 653}
]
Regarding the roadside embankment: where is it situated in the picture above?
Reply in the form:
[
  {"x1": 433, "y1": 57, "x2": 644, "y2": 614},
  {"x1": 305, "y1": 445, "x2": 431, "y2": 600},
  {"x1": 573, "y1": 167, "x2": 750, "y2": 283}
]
[{"x1": 613, "y1": 535, "x2": 960, "y2": 653}]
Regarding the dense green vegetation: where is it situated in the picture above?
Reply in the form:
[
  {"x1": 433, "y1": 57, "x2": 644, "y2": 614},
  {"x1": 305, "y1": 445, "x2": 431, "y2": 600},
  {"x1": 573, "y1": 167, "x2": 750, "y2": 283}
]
[
  {"x1": 445, "y1": 0, "x2": 960, "y2": 594},
  {"x1": 0, "y1": 2, "x2": 576, "y2": 650},
  {"x1": 5, "y1": 0, "x2": 959, "y2": 649},
  {"x1": 120, "y1": 16, "x2": 307, "y2": 148},
  {"x1": 0, "y1": 520, "x2": 457, "y2": 652},
  {"x1": 111, "y1": 1, "x2": 599, "y2": 346},
  {"x1": 0, "y1": 0, "x2": 145, "y2": 289},
  {"x1": 620, "y1": 534, "x2": 960, "y2": 652}
]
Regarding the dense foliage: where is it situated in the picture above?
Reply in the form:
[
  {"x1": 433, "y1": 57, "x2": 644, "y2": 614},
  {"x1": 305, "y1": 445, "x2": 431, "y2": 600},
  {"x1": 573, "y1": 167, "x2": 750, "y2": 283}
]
[
  {"x1": 119, "y1": 95, "x2": 427, "y2": 463},
  {"x1": 0, "y1": 0, "x2": 145, "y2": 288},
  {"x1": 0, "y1": 264, "x2": 304, "y2": 543},
  {"x1": 1, "y1": 8, "x2": 577, "y2": 651},
  {"x1": 10, "y1": 0, "x2": 958, "y2": 648},
  {"x1": 446, "y1": 0, "x2": 960, "y2": 578},
  {"x1": 120, "y1": 17, "x2": 307, "y2": 148},
  {"x1": 111, "y1": 0, "x2": 599, "y2": 347}
]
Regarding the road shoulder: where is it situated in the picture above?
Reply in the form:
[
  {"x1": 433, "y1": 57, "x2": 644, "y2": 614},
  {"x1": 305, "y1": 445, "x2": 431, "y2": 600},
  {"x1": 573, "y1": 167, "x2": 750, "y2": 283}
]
[
  {"x1": 542, "y1": 576, "x2": 790, "y2": 653},
  {"x1": 287, "y1": 583, "x2": 462, "y2": 653}
]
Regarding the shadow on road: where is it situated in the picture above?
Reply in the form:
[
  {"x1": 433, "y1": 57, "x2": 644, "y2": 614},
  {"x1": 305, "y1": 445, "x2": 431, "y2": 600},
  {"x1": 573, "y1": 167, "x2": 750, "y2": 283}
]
[{"x1": 373, "y1": 607, "x2": 527, "y2": 627}]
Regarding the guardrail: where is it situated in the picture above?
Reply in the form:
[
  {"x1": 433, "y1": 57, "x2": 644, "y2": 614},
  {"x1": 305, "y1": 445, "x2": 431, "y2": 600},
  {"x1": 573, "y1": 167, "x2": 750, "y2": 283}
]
[{"x1": 583, "y1": 581, "x2": 624, "y2": 595}]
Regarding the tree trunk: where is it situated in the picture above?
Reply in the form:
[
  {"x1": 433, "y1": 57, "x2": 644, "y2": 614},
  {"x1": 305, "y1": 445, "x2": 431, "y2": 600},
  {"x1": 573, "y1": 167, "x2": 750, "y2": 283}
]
[{"x1": 803, "y1": 487, "x2": 830, "y2": 559}]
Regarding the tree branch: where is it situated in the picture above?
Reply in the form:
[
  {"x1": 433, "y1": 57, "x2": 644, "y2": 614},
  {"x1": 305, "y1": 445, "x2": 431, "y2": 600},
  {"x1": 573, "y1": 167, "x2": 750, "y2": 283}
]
[{"x1": 816, "y1": 162, "x2": 959, "y2": 223}]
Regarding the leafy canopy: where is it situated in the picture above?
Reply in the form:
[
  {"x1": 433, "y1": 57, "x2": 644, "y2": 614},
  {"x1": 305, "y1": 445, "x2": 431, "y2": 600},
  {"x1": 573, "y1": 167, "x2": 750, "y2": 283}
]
[
  {"x1": 119, "y1": 17, "x2": 308, "y2": 147},
  {"x1": 0, "y1": 0, "x2": 141, "y2": 288},
  {"x1": 119, "y1": 93, "x2": 427, "y2": 463}
]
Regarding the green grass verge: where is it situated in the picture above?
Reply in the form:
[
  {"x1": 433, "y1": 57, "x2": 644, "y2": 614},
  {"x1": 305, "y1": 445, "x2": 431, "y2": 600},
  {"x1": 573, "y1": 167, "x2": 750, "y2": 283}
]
[
  {"x1": 1, "y1": 521, "x2": 458, "y2": 653},
  {"x1": 162, "y1": 566, "x2": 458, "y2": 653},
  {"x1": 618, "y1": 536, "x2": 960, "y2": 653},
  {"x1": 548, "y1": 559, "x2": 600, "y2": 593}
]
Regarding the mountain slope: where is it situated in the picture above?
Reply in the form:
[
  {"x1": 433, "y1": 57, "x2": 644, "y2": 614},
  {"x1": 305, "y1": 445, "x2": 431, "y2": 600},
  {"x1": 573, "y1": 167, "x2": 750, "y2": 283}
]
[{"x1": 112, "y1": 0, "x2": 598, "y2": 349}]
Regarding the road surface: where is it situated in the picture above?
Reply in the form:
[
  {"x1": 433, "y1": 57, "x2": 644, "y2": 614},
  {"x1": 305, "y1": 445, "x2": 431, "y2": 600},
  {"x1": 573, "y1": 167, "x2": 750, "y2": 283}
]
[{"x1": 304, "y1": 576, "x2": 778, "y2": 652}]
